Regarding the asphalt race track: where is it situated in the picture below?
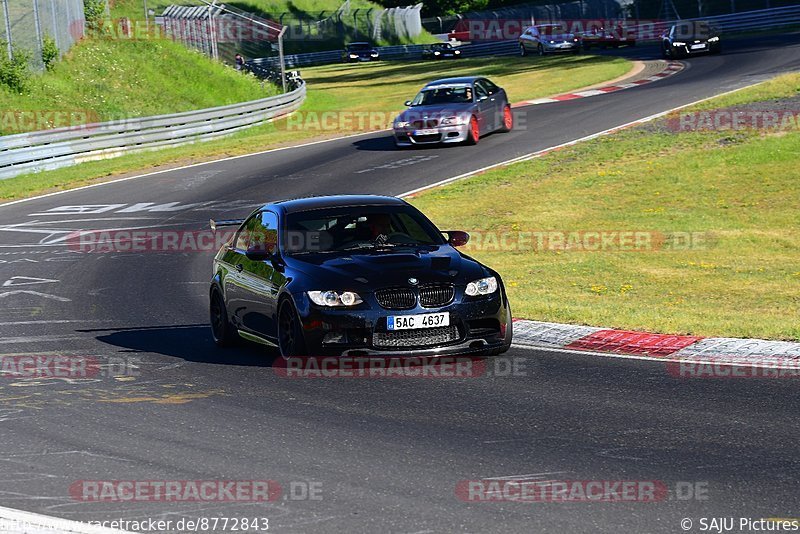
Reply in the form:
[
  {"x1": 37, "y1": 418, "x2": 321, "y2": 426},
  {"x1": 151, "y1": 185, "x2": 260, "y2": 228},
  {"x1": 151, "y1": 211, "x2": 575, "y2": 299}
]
[{"x1": 0, "y1": 35, "x2": 799, "y2": 533}]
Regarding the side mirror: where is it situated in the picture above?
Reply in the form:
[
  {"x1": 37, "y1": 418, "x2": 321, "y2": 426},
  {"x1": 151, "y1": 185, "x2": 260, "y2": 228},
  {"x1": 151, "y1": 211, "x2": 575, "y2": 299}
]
[
  {"x1": 477, "y1": 95, "x2": 488, "y2": 102},
  {"x1": 245, "y1": 246, "x2": 272, "y2": 262},
  {"x1": 445, "y1": 231, "x2": 470, "y2": 247},
  {"x1": 404, "y1": 100, "x2": 412, "y2": 107}
]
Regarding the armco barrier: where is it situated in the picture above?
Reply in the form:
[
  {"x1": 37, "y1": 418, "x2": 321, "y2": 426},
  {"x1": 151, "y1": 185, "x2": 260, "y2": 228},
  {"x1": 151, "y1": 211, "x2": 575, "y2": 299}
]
[
  {"x1": 253, "y1": 40, "x2": 519, "y2": 69},
  {"x1": 253, "y1": 4, "x2": 800, "y2": 69},
  {"x1": 0, "y1": 82, "x2": 306, "y2": 180}
]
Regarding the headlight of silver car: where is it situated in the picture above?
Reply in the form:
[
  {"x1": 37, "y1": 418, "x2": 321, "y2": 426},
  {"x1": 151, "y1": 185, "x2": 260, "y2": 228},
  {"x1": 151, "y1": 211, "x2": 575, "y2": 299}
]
[
  {"x1": 308, "y1": 291, "x2": 363, "y2": 307},
  {"x1": 708, "y1": 36, "x2": 719, "y2": 42},
  {"x1": 465, "y1": 276, "x2": 498, "y2": 297},
  {"x1": 440, "y1": 115, "x2": 468, "y2": 126},
  {"x1": 394, "y1": 120, "x2": 410, "y2": 128}
]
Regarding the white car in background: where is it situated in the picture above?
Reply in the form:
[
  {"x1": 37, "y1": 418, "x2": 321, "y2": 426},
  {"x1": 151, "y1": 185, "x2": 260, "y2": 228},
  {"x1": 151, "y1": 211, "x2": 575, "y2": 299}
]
[{"x1": 519, "y1": 24, "x2": 581, "y2": 56}]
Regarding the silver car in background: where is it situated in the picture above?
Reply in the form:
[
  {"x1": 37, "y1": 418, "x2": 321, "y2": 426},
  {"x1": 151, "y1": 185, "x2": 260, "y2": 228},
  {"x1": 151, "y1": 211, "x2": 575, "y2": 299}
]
[
  {"x1": 392, "y1": 77, "x2": 513, "y2": 147},
  {"x1": 519, "y1": 24, "x2": 581, "y2": 56}
]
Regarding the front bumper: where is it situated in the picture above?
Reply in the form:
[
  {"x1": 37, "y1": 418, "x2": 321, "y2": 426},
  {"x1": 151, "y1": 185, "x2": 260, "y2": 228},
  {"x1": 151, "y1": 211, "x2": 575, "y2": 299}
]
[
  {"x1": 672, "y1": 41, "x2": 719, "y2": 55},
  {"x1": 294, "y1": 290, "x2": 511, "y2": 357},
  {"x1": 542, "y1": 41, "x2": 581, "y2": 53},
  {"x1": 393, "y1": 123, "x2": 470, "y2": 146}
]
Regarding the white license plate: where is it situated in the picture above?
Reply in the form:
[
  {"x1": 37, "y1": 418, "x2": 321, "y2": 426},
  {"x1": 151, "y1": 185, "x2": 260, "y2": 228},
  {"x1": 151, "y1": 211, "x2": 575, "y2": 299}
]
[
  {"x1": 691, "y1": 43, "x2": 706, "y2": 49},
  {"x1": 413, "y1": 129, "x2": 438, "y2": 135},
  {"x1": 387, "y1": 312, "x2": 449, "y2": 331}
]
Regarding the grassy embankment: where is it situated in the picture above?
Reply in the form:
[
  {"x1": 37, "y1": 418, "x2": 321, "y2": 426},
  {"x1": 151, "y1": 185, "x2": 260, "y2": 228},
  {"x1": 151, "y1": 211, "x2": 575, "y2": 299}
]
[{"x1": 410, "y1": 73, "x2": 800, "y2": 340}]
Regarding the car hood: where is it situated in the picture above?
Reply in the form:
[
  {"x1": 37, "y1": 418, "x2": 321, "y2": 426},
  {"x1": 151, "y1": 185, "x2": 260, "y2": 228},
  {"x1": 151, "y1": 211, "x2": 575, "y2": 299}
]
[
  {"x1": 396, "y1": 103, "x2": 474, "y2": 122},
  {"x1": 285, "y1": 246, "x2": 487, "y2": 290}
]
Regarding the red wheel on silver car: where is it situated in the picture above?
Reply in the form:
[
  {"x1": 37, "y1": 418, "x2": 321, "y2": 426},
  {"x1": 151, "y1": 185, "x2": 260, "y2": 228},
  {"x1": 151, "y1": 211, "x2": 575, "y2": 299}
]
[
  {"x1": 500, "y1": 105, "x2": 513, "y2": 132},
  {"x1": 466, "y1": 116, "x2": 479, "y2": 145}
]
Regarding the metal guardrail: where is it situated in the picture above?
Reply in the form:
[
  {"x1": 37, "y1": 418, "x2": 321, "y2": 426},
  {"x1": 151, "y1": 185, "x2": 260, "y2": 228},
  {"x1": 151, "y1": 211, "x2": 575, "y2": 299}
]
[
  {"x1": 253, "y1": 4, "x2": 800, "y2": 68},
  {"x1": 0, "y1": 82, "x2": 306, "y2": 180},
  {"x1": 252, "y1": 40, "x2": 519, "y2": 69}
]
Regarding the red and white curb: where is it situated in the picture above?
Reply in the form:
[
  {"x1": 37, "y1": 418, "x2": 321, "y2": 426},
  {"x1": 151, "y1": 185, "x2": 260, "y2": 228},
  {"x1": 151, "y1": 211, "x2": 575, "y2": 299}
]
[
  {"x1": 515, "y1": 61, "x2": 684, "y2": 106},
  {"x1": 512, "y1": 319, "x2": 800, "y2": 368}
]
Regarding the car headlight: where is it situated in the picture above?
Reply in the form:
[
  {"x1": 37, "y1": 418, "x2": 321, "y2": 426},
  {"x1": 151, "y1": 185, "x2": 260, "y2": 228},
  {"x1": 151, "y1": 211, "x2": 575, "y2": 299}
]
[
  {"x1": 454, "y1": 49, "x2": 461, "y2": 54},
  {"x1": 549, "y1": 40, "x2": 555, "y2": 44},
  {"x1": 708, "y1": 36, "x2": 720, "y2": 42},
  {"x1": 349, "y1": 54, "x2": 359, "y2": 58},
  {"x1": 440, "y1": 115, "x2": 467, "y2": 126},
  {"x1": 574, "y1": 38, "x2": 579, "y2": 42},
  {"x1": 394, "y1": 120, "x2": 410, "y2": 128},
  {"x1": 672, "y1": 41, "x2": 686, "y2": 46},
  {"x1": 371, "y1": 52, "x2": 379, "y2": 57},
  {"x1": 465, "y1": 276, "x2": 498, "y2": 297},
  {"x1": 308, "y1": 291, "x2": 363, "y2": 307},
  {"x1": 434, "y1": 51, "x2": 441, "y2": 55}
]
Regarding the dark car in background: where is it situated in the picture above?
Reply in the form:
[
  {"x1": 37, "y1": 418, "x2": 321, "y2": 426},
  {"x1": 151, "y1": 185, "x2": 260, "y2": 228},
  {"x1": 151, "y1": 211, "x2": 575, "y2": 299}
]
[
  {"x1": 662, "y1": 21, "x2": 721, "y2": 58},
  {"x1": 209, "y1": 195, "x2": 513, "y2": 358},
  {"x1": 342, "y1": 42, "x2": 380, "y2": 62},
  {"x1": 519, "y1": 24, "x2": 581, "y2": 56},
  {"x1": 393, "y1": 77, "x2": 513, "y2": 147},
  {"x1": 581, "y1": 25, "x2": 636, "y2": 50},
  {"x1": 422, "y1": 42, "x2": 462, "y2": 59}
]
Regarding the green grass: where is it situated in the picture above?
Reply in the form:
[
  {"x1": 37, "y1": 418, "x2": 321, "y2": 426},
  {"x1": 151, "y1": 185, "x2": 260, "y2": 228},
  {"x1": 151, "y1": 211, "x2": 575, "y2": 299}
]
[
  {"x1": 0, "y1": 54, "x2": 630, "y2": 201},
  {"x1": 0, "y1": 38, "x2": 274, "y2": 133},
  {"x1": 409, "y1": 73, "x2": 800, "y2": 341}
]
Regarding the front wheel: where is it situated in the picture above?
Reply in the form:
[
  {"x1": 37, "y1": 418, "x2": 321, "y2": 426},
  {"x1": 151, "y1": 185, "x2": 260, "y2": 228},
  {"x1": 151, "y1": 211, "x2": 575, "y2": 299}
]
[
  {"x1": 519, "y1": 43, "x2": 527, "y2": 57},
  {"x1": 210, "y1": 289, "x2": 238, "y2": 347},
  {"x1": 278, "y1": 299, "x2": 307, "y2": 357},
  {"x1": 537, "y1": 44, "x2": 545, "y2": 56},
  {"x1": 499, "y1": 105, "x2": 513, "y2": 133},
  {"x1": 465, "y1": 116, "x2": 479, "y2": 145}
]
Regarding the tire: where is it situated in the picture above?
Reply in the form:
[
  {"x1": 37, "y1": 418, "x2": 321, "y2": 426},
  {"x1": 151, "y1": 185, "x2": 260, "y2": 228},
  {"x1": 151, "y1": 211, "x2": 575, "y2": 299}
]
[
  {"x1": 488, "y1": 305, "x2": 513, "y2": 356},
  {"x1": 465, "y1": 116, "x2": 479, "y2": 145},
  {"x1": 662, "y1": 44, "x2": 670, "y2": 59},
  {"x1": 519, "y1": 43, "x2": 527, "y2": 57},
  {"x1": 499, "y1": 105, "x2": 513, "y2": 133},
  {"x1": 537, "y1": 44, "x2": 545, "y2": 56},
  {"x1": 278, "y1": 299, "x2": 307, "y2": 358},
  {"x1": 210, "y1": 288, "x2": 238, "y2": 347}
]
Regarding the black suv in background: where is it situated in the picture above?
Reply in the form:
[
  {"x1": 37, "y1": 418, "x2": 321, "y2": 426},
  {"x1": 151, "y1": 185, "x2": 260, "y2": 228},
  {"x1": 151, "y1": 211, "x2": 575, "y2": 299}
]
[
  {"x1": 342, "y1": 42, "x2": 380, "y2": 62},
  {"x1": 662, "y1": 21, "x2": 721, "y2": 57}
]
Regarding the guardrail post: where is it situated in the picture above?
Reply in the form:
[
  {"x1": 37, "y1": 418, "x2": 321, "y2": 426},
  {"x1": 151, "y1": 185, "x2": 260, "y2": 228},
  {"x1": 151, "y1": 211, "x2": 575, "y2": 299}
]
[
  {"x1": 2, "y1": 0, "x2": 12, "y2": 60},
  {"x1": 278, "y1": 26, "x2": 287, "y2": 93},
  {"x1": 32, "y1": 0, "x2": 44, "y2": 66}
]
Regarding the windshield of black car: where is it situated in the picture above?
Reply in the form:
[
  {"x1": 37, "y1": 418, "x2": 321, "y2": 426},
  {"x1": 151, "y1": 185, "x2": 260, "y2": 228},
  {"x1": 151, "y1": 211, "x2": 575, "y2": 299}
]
[
  {"x1": 411, "y1": 85, "x2": 472, "y2": 106},
  {"x1": 284, "y1": 206, "x2": 446, "y2": 255},
  {"x1": 347, "y1": 44, "x2": 371, "y2": 51}
]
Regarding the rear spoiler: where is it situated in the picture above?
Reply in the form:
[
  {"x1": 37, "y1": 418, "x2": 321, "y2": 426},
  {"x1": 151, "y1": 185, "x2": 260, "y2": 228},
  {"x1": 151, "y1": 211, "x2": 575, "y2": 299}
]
[{"x1": 209, "y1": 218, "x2": 245, "y2": 232}]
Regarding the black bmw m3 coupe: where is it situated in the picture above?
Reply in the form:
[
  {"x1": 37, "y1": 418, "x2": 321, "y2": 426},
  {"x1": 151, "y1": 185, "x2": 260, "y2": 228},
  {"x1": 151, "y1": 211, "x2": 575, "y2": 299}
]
[{"x1": 209, "y1": 195, "x2": 512, "y2": 357}]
